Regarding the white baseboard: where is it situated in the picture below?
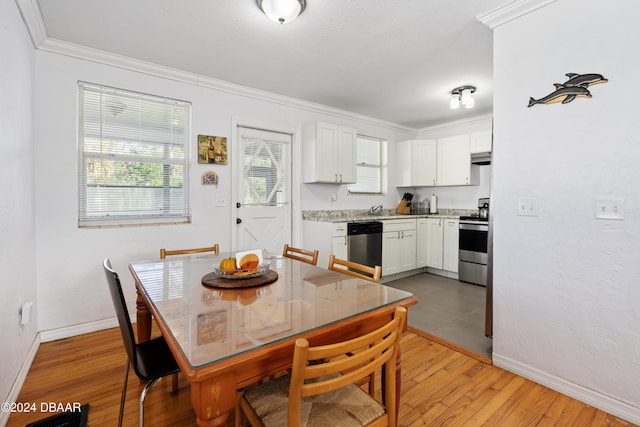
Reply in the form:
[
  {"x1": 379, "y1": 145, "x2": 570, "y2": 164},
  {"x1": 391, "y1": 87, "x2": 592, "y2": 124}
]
[
  {"x1": 1, "y1": 334, "x2": 41, "y2": 427},
  {"x1": 493, "y1": 352, "x2": 640, "y2": 425},
  {"x1": 2, "y1": 314, "x2": 138, "y2": 426},
  {"x1": 39, "y1": 317, "x2": 121, "y2": 342}
]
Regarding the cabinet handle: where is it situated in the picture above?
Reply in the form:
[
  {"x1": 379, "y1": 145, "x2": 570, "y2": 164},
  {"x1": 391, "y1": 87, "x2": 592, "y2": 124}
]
[
  {"x1": 339, "y1": 174, "x2": 343, "y2": 182},
  {"x1": 401, "y1": 231, "x2": 405, "y2": 239},
  {"x1": 335, "y1": 173, "x2": 338, "y2": 182}
]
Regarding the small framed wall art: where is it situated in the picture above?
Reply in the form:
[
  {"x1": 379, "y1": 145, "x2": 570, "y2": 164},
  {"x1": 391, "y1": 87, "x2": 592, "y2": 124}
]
[
  {"x1": 202, "y1": 171, "x2": 218, "y2": 185},
  {"x1": 198, "y1": 134, "x2": 228, "y2": 164}
]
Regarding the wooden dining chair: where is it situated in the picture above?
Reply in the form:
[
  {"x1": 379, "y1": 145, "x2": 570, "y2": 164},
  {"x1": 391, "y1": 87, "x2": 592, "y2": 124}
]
[
  {"x1": 282, "y1": 243, "x2": 319, "y2": 266},
  {"x1": 236, "y1": 305, "x2": 406, "y2": 427},
  {"x1": 103, "y1": 259, "x2": 181, "y2": 427},
  {"x1": 327, "y1": 254, "x2": 382, "y2": 283},
  {"x1": 160, "y1": 243, "x2": 219, "y2": 259}
]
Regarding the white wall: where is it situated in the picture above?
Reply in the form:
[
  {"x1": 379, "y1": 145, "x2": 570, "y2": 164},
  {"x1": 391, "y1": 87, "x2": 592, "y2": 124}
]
[
  {"x1": 0, "y1": 0, "x2": 38, "y2": 414},
  {"x1": 492, "y1": 0, "x2": 639, "y2": 421},
  {"x1": 33, "y1": 50, "x2": 416, "y2": 334}
]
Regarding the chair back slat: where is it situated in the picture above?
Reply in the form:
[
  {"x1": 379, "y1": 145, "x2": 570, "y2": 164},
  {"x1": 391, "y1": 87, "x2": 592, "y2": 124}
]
[
  {"x1": 283, "y1": 244, "x2": 319, "y2": 266},
  {"x1": 287, "y1": 306, "x2": 406, "y2": 426},
  {"x1": 327, "y1": 254, "x2": 382, "y2": 283},
  {"x1": 160, "y1": 244, "x2": 219, "y2": 259}
]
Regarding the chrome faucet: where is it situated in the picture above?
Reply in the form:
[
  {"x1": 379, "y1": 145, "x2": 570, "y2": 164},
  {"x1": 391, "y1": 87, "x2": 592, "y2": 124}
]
[{"x1": 369, "y1": 204, "x2": 383, "y2": 214}]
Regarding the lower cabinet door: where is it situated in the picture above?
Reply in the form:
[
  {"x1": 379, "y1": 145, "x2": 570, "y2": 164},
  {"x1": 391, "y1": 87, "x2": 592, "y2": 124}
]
[
  {"x1": 382, "y1": 232, "x2": 401, "y2": 276},
  {"x1": 426, "y1": 218, "x2": 444, "y2": 269}
]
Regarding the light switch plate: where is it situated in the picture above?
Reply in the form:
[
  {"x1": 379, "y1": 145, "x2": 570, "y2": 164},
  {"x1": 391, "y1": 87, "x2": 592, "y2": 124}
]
[
  {"x1": 517, "y1": 197, "x2": 539, "y2": 216},
  {"x1": 595, "y1": 198, "x2": 624, "y2": 220}
]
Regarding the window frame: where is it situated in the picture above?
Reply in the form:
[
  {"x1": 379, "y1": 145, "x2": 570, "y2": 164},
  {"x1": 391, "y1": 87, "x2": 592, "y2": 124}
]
[
  {"x1": 348, "y1": 135, "x2": 385, "y2": 195},
  {"x1": 77, "y1": 82, "x2": 191, "y2": 228}
]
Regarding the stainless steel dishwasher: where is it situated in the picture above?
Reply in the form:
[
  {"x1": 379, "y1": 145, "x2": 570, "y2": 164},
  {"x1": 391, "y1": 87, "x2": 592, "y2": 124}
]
[{"x1": 347, "y1": 221, "x2": 383, "y2": 268}]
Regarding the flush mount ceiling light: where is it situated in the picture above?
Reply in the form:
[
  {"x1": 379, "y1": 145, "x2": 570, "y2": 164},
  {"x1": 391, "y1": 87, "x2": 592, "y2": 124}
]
[
  {"x1": 257, "y1": 0, "x2": 306, "y2": 24},
  {"x1": 450, "y1": 85, "x2": 476, "y2": 109}
]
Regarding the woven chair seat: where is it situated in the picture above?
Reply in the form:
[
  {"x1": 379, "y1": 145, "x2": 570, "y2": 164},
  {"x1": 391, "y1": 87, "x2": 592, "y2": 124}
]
[{"x1": 244, "y1": 373, "x2": 385, "y2": 426}]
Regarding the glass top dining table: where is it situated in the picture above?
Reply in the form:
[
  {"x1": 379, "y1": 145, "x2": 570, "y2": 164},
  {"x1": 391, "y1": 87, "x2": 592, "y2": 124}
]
[{"x1": 129, "y1": 252, "x2": 415, "y2": 368}]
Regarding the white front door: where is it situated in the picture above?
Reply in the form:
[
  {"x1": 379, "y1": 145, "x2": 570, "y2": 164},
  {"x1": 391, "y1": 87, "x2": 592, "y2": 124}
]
[{"x1": 233, "y1": 126, "x2": 292, "y2": 254}]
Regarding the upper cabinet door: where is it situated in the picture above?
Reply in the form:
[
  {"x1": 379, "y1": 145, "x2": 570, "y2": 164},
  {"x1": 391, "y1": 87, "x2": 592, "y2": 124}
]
[
  {"x1": 395, "y1": 139, "x2": 436, "y2": 187},
  {"x1": 303, "y1": 122, "x2": 357, "y2": 184},
  {"x1": 315, "y1": 122, "x2": 339, "y2": 182},
  {"x1": 413, "y1": 140, "x2": 437, "y2": 186},
  {"x1": 337, "y1": 126, "x2": 357, "y2": 183},
  {"x1": 470, "y1": 130, "x2": 492, "y2": 154},
  {"x1": 437, "y1": 134, "x2": 471, "y2": 186}
]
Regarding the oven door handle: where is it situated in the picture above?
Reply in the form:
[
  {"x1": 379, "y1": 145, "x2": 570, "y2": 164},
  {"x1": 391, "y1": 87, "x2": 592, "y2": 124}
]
[{"x1": 459, "y1": 223, "x2": 489, "y2": 231}]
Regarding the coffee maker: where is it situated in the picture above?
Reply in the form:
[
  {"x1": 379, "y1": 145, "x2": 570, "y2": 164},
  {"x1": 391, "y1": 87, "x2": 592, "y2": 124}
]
[{"x1": 478, "y1": 198, "x2": 489, "y2": 219}]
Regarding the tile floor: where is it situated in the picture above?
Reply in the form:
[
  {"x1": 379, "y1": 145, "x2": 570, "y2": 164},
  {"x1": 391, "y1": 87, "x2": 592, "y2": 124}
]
[{"x1": 386, "y1": 272, "x2": 493, "y2": 359}]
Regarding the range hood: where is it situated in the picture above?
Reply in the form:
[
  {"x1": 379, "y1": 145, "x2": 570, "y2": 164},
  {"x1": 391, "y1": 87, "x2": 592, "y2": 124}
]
[{"x1": 471, "y1": 152, "x2": 491, "y2": 165}]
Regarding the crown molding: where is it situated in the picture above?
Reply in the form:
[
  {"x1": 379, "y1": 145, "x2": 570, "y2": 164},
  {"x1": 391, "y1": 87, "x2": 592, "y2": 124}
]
[
  {"x1": 477, "y1": 0, "x2": 557, "y2": 29},
  {"x1": 14, "y1": 0, "x2": 47, "y2": 47},
  {"x1": 417, "y1": 113, "x2": 493, "y2": 134},
  {"x1": 36, "y1": 38, "x2": 416, "y2": 134}
]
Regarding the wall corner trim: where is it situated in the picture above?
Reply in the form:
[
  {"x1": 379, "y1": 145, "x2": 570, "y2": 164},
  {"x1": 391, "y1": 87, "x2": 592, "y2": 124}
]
[{"x1": 477, "y1": 0, "x2": 558, "y2": 29}]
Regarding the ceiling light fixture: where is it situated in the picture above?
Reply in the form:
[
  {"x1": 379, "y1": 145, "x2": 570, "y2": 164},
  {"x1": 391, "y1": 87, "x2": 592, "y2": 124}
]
[
  {"x1": 257, "y1": 0, "x2": 306, "y2": 24},
  {"x1": 450, "y1": 85, "x2": 476, "y2": 109}
]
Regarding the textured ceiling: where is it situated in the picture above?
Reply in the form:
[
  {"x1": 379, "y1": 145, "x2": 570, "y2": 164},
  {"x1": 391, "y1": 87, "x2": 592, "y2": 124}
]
[{"x1": 35, "y1": 0, "x2": 507, "y2": 129}]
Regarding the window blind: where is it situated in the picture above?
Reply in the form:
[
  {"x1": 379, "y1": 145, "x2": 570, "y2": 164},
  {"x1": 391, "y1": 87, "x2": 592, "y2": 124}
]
[{"x1": 78, "y1": 82, "x2": 191, "y2": 227}]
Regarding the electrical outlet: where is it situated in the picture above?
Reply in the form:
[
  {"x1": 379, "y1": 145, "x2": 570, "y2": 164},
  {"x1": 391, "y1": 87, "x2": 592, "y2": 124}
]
[
  {"x1": 517, "y1": 197, "x2": 539, "y2": 216},
  {"x1": 216, "y1": 199, "x2": 227, "y2": 207},
  {"x1": 330, "y1": 194, "x2": 337, "y2": 202},
  {"x1": 595, "y1": 198, "x2": 624, "y2": 220}
]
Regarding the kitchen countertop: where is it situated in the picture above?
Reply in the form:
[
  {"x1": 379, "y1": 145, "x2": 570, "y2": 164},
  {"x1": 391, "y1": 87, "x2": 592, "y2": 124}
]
[{"x1": 302, "y1": 209, "x2": 470, "y2": 223}]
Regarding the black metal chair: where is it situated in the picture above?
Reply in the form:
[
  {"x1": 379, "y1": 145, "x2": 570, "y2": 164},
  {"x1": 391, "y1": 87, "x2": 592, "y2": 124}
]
[{"x1": 103, "y1": 258, "x2": 181, "y2": 427}]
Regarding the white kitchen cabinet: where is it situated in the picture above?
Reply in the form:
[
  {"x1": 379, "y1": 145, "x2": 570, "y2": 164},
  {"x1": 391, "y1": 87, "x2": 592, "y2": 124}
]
[
  {"x1": 396, "y1": 135, "x2": 476, "y2": 188},
  {"x1": 470, "y1": 130, "x2": 492, "y2": 154},
  {"x1": 424, "y1": 217, "x2": 459, "y2": 273},
  {"x1": 395, "y1": 139, "x2": 437, "y2": 187},
  {"x1": 303, "y1": 121, "x2": 357, "y2": 184},
  {"x1": 331, "y1": 234, "x2": 348, "y2": 261},
  {"x1": 382, "y1": 219, "x2": 417, "y2": 276},
  {"x1": 443, "y1": 218, "x2": 459, "y2": 273},
  {"x1": 426, "y1": 218, "x2": 444, "y2": 269},
  {"x1": 416, "y1": 218, "x2": 428, "y2": 268},
  {"x1": 437, "y1": 134, "x2": 472, "y2": 186},
  {"x1": 302, "y1": 221, "x2": 347, "y2": 268}
]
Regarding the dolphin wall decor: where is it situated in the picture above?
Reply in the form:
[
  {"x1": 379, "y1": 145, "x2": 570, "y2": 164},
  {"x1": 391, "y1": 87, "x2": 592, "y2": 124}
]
[{"x1": 528, "y1": 72, "x2": 607, "y2": 107}]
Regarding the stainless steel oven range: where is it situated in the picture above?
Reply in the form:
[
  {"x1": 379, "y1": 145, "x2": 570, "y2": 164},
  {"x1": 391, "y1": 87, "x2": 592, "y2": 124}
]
[{"x1": 458, "y1": 198, "x2": 489, "y2": 286}]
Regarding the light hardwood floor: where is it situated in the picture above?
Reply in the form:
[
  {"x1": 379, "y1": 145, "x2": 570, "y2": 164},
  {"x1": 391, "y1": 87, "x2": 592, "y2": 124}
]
[{"x1": 7, "y1": 326, "x2": 635, "y2": 426}]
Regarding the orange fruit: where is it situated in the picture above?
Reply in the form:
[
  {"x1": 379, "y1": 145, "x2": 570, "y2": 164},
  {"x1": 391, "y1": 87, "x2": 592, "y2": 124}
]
[{"x1": 239, "y1": 254, "x2": 259, "y2": 270}]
